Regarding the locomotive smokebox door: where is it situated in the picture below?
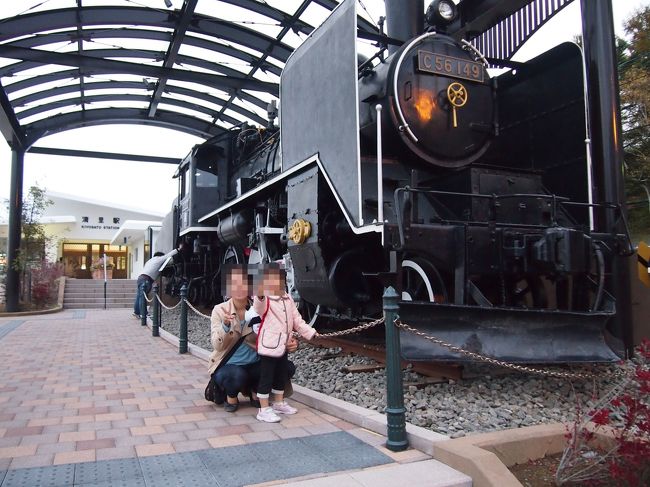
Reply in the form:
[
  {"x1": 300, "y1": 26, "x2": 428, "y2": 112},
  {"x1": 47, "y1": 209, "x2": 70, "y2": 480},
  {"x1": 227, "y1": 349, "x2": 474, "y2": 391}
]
[{"x1": 390, "y1": 35, "x2": 493, "y2": 167}]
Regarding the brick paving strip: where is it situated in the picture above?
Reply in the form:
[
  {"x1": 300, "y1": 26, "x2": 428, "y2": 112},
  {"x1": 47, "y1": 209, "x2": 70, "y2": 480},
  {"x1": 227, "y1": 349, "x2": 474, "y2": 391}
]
[{"x1": 0, "y1": 309, "x2": 434, "y2": 485}]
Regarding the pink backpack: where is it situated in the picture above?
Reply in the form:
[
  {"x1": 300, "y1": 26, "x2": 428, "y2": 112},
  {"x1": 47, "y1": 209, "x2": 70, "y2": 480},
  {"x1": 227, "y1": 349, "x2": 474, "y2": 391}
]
[{"x1": 255, "y1": 298, "x2": 289, "y2": 357}]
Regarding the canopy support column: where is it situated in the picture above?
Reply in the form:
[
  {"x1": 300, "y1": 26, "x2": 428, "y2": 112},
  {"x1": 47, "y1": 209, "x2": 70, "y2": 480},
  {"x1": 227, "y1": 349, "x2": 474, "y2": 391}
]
[{"x1": 5, "y1": 142, "x2": 24, "y2": 312}]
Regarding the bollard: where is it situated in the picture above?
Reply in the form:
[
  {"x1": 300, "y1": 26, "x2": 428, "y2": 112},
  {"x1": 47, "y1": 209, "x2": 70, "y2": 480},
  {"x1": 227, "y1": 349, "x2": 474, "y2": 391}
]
[
  {"x1": 152, "y1": 283, "x2": 160, "y2": 337},
  {"x1": 383, "y1": 286, "x2": 408, "y2": 451},
  {"x1": 140, "y1": 283, "x2": 147, "y2": 326},
  {"x1": 179, "y1": 284, "x2": 188, "y2": 354}
]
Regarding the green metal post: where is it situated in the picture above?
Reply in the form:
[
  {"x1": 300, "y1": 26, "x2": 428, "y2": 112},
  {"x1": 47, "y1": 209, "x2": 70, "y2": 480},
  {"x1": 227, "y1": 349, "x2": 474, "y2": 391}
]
[
  {"x1": 140, "y1": 284, "x2": 147, "y2": 326},
  {"x1": 152, "y1": 283, "x2": 160, "y2": 337},
  {"x1": 179, "y1": 284, "x2": 188, "y2": 354},
  {"x1": 383, "y1": 286, "x2": 408, "y2": 451}
]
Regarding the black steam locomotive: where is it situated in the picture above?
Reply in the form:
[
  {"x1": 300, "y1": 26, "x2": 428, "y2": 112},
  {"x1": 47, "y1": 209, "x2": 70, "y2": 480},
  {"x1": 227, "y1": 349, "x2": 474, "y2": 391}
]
[{"x1": 159, "y1": 0, "x2": 634, "y2": 363}]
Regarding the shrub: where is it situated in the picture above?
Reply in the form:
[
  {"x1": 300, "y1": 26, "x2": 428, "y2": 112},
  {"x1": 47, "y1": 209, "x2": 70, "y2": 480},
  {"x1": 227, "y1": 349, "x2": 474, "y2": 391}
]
[
  {"x1": 556, "y1": 339, "x2": 650, "y2": 486},
  {"x1": 29, "y1": 260, "x2": 63, "y2": 308}
]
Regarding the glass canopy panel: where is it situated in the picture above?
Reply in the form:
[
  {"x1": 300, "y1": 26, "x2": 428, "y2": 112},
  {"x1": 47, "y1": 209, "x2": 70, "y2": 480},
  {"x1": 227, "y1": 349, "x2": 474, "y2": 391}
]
[
  {"x1": 232, "y1": 98, "x2": 267, "y2": 120},
  {"x1": 86, "y1": 73, "x2": 160, "y2": 84},
  {"x1": 157, "y1": 103, "x2": 215, "y2": 122},
  {"x1": 4, "y1": 64, "x2": 73, "y2": 80},
  {"x1": 109, "y1": 57, "x2": 164, "y2": 66},
  {"x1": 300, "y1": 2, "x2": 335, "y2": 29},
  {"x1": 167, "y1": 80, "x2": 230, "y2": 99},
  {"x1": 241, "y1": 89, "x2": 275, "y2": 104},
  {"x1": 261, "y1": 0, "x2": 304, "y2": 15},
  {"x1": 15, "y1": 92, "x2": 81, "y2": 112},
  {"x1": 279, "y1": 30, "x2": 308, "y2": 49},
  {"x1": 82, "y1": 37, "x2": 172, "y2": 53},
  {"x1": 177, "y1": 45, "x2": 251, "y2": 74},
  {"x1": 0, "y1": 0, "x2": 75, "y2": 20},
  {"x1": 251, "y1": 70, "x2": 279, "y2": 83},
  {"x1": 0, "y1": 0, "x2": 385, "y2": 140},
  {"x1": 84, "y1": 86, "x2": 151, "y2": 97},
  {"x1": 196, "y1": 2, "x2": 284, "y2": 38},
  {"x1": 20, "y1": 105, "x2": 80, "y2": 126},
  {"x1": 0, "y1": 59, "x2": 20, "y2": 69},
  {"x1": 164, "y1": 92, "x2": 225, "y2": 113},
  {"x1": 85, "y1": 100, "x2": 151, "y2": 110},
  {"x1": 6, "y1": 78, "x2": 80, "y2": 101},
  {"x1": 222, "y1": 107, "x2": 253, "y2": 123}
]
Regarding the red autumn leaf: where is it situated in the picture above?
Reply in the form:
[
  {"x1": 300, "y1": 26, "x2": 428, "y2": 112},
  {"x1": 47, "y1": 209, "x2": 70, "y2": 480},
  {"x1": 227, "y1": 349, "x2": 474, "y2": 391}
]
[{"x1": 591, "y1": 408, "x2": 611, "y2": 425}]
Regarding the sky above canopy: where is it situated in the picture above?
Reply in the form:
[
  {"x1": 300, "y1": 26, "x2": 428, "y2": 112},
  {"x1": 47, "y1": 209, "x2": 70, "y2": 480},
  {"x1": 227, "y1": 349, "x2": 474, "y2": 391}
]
[{"x1": 0, "y1": 0, "x2": 647, "y2": 216}]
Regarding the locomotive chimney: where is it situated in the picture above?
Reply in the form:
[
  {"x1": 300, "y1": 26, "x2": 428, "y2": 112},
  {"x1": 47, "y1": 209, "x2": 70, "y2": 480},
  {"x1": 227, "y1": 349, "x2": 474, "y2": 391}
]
[{"x1": 385, "y1": 0, "x2": 424, "y2": 54}]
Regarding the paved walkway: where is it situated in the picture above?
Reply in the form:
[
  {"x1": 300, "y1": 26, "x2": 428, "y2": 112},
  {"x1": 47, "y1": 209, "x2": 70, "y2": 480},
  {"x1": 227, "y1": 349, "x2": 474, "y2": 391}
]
[{"x1": 0, "y1": 309, "x2": 469, "y2": 486}]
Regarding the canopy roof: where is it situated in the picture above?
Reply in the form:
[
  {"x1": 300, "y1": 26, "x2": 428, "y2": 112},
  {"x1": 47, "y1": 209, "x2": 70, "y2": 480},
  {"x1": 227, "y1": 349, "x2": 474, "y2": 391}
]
[
  {"x1": 0, "y1": 0, "x2": 382, "y2": 151},
  {"x1": 0, "y1": 0, "x2": 572, "y2": 153}
]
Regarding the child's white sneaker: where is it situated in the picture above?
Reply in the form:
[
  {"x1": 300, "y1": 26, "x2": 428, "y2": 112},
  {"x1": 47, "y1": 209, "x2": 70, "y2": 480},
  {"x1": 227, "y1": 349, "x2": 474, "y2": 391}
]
[
  {"x1": 272, "y1": 401, "x2": 297, "y2": 415},
  {"x1": 256, "y1": 407, "x2": 281, "y2": 423}
]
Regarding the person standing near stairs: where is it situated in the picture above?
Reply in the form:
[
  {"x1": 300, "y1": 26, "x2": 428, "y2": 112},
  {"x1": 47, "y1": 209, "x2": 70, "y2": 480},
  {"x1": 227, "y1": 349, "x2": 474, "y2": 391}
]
[{"x1": 133, "y1": 248, "x2": 178, "y2": 318}]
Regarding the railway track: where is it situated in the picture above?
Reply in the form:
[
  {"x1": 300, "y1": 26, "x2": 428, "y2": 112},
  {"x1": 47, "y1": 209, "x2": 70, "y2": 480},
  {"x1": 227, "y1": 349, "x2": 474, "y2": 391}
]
[{"x1": 313, "y1": 335, "x2": 463, "y2": 380}]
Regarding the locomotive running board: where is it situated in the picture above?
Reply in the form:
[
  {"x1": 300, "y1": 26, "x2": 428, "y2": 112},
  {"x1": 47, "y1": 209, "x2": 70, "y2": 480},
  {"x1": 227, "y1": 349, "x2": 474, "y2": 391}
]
[{"x1": 398, "y1": 302, "x2": 623, "y2": 364}]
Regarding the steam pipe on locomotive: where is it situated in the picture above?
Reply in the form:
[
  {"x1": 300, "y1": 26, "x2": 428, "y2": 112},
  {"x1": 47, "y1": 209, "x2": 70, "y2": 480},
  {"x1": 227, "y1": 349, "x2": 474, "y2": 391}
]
[{"x1": 161, "y1": 0, "x2": 634, "y2": 364}]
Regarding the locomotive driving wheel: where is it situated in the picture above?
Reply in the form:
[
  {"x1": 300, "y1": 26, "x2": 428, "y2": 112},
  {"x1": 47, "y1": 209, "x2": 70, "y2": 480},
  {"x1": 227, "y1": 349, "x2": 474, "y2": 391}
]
[{"x1": 400, "y1": 257, "x2": 448, "y2": 302}]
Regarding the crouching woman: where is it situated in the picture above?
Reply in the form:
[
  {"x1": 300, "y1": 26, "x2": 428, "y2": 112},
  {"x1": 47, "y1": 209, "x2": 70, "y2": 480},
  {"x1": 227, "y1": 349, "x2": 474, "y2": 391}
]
[{"x1": 208, "y1": 264, "x2": 296, "y2": 412}]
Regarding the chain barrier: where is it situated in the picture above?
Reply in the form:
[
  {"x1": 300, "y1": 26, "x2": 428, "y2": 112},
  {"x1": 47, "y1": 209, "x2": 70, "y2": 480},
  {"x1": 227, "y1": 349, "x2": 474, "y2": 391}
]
[
  {"x1": 142, "y1": 292, "x2": 153, "y2": 303},
  {"x1": 316, "y1": 317, "x2": 385, "y2": 337},
  {"x1": 394, "y1": 319, "x2": 625, "y2": 380},
  {"x1": 147, "y1": 293, "x2": 625, "y2": 381}
]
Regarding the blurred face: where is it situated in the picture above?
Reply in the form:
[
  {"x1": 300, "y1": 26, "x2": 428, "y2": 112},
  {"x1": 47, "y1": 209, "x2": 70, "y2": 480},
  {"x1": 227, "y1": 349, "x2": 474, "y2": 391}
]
[
  {"x1": 226, "y1": 269, "x2": 249, "y2": 300},
  {"x1": 262, "y1": 270, "x2": 285, "y2": 295}
]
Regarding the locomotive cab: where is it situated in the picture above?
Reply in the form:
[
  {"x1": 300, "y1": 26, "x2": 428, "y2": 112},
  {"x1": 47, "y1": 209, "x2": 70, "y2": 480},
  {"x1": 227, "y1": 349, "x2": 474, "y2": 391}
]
[{"x1": 174, "y1": 144, "x2": 224, "y2": 237}]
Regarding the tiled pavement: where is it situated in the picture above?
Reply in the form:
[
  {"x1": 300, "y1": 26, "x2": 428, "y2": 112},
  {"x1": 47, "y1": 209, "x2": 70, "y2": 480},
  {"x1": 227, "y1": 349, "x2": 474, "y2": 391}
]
[{"x1": 0, "y1": 309, "x2": 434, "y2": 486}]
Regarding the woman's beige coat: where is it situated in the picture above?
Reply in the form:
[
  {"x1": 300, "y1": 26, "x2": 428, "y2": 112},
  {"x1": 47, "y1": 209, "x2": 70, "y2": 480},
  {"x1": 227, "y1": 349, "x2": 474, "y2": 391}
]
[{"x1": 207, "y1": 299, "x2": 257, "y2": 375}]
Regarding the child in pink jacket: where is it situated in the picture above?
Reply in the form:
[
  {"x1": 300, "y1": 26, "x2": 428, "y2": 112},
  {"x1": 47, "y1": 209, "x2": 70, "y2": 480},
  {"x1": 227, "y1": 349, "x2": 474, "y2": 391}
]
[{"x1": 253, "y1": 264, "x2": 318, "y2": 423}]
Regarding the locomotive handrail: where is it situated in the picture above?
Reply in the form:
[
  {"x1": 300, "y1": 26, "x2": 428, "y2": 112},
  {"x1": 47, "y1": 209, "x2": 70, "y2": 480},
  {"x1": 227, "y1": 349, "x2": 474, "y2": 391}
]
[
  {"x1": 392, "y1": 32, "x2": 441, "y2": 142},
  {"x1": 392, "y1": 186, "x2": 636, "y2": 251}
]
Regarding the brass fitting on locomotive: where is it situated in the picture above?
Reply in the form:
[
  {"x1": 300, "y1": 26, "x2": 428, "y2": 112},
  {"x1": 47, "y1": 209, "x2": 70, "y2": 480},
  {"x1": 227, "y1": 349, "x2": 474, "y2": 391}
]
[{"x1": 288, "y1": 219, "x2": 311, "y2": 244}]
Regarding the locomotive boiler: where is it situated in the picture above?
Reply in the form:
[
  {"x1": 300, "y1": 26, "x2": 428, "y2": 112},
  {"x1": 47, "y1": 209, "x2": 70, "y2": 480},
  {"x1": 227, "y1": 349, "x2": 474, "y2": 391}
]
[{"x1": 160, "y1": 0, "x2": 634, "y2": 364}]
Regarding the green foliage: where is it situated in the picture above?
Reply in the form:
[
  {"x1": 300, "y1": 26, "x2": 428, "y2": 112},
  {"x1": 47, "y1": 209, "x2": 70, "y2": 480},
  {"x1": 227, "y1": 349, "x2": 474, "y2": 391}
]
[
  {"x1": 12, "y1": 185, "x2": 53, "y2": 272},
  {"x1": 620, "y1": 7, "x2": 650, "y2": 240}
]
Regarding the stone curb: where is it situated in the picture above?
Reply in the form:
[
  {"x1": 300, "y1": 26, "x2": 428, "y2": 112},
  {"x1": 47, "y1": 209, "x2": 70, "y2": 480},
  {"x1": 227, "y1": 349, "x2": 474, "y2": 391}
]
[
  {"x1": 0, "y1": 305, "x2": 63, "y2": 317},
  {"x1": 0, "y1": 276, "x2": 65, "y2": 317},
  {"x1": 427, "y1": 422, "x2": 624, "y2": 487},
  {"x1": 144, "y1": 320, "x2": 594, "y2": 487},
  {"x1": 144, "y1": 319, "x2": 450, "y2": 456}
]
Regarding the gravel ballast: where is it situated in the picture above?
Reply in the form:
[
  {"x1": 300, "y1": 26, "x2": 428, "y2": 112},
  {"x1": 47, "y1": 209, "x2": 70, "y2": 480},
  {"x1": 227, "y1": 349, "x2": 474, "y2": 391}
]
[{"x1": 159, "y1": 305, "x2": 623, "y2": 438}]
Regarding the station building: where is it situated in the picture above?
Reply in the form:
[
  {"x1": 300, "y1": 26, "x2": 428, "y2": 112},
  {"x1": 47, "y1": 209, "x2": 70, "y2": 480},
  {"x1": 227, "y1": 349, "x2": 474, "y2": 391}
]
[{"x1": 0, "y1": 191, "x2": 166, "y2": 279}]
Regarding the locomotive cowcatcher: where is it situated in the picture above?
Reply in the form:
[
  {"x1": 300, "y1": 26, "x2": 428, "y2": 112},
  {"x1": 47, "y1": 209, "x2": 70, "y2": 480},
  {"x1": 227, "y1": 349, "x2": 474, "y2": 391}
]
[{"x1": 159, "y1": 0, "x2": 635, "y2": 364}]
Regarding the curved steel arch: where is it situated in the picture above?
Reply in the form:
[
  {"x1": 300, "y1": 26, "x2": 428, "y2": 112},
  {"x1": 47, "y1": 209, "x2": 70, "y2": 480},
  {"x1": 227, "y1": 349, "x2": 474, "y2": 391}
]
[
  {"x1": 0, "y1": 7, "x2": 295, "y2": 64},
  {"x1": 0, "y1": 44, "x2": 278, "y2": 95},
  {"x1": 11, "y1": 81, "x2": 268, "y2": 126},
  {"x1": 8, "y1": 28, "x2": 283, "y2": 77},
  {"x1": 16, "y1": 94, "x2": 243, "y2": 127},
  {"x1": 1, "y1": 48, "x2": 258, "y2": 84},
  {"x1": 23, "y1": 107, "x2": 226, "y2": 147}
]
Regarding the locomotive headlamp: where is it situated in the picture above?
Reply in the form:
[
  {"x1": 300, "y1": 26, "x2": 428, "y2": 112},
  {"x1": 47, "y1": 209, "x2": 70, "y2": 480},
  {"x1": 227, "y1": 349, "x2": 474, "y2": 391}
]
[{"x1": 426, "y1": 0, "x2": 458, "y2": 27}]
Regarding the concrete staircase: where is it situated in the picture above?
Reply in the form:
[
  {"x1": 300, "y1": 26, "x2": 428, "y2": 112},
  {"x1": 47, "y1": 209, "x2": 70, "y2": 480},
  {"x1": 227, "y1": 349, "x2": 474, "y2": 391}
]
[{"x1": 63, "y1": 278, "x2": 136, "y2": 309}]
